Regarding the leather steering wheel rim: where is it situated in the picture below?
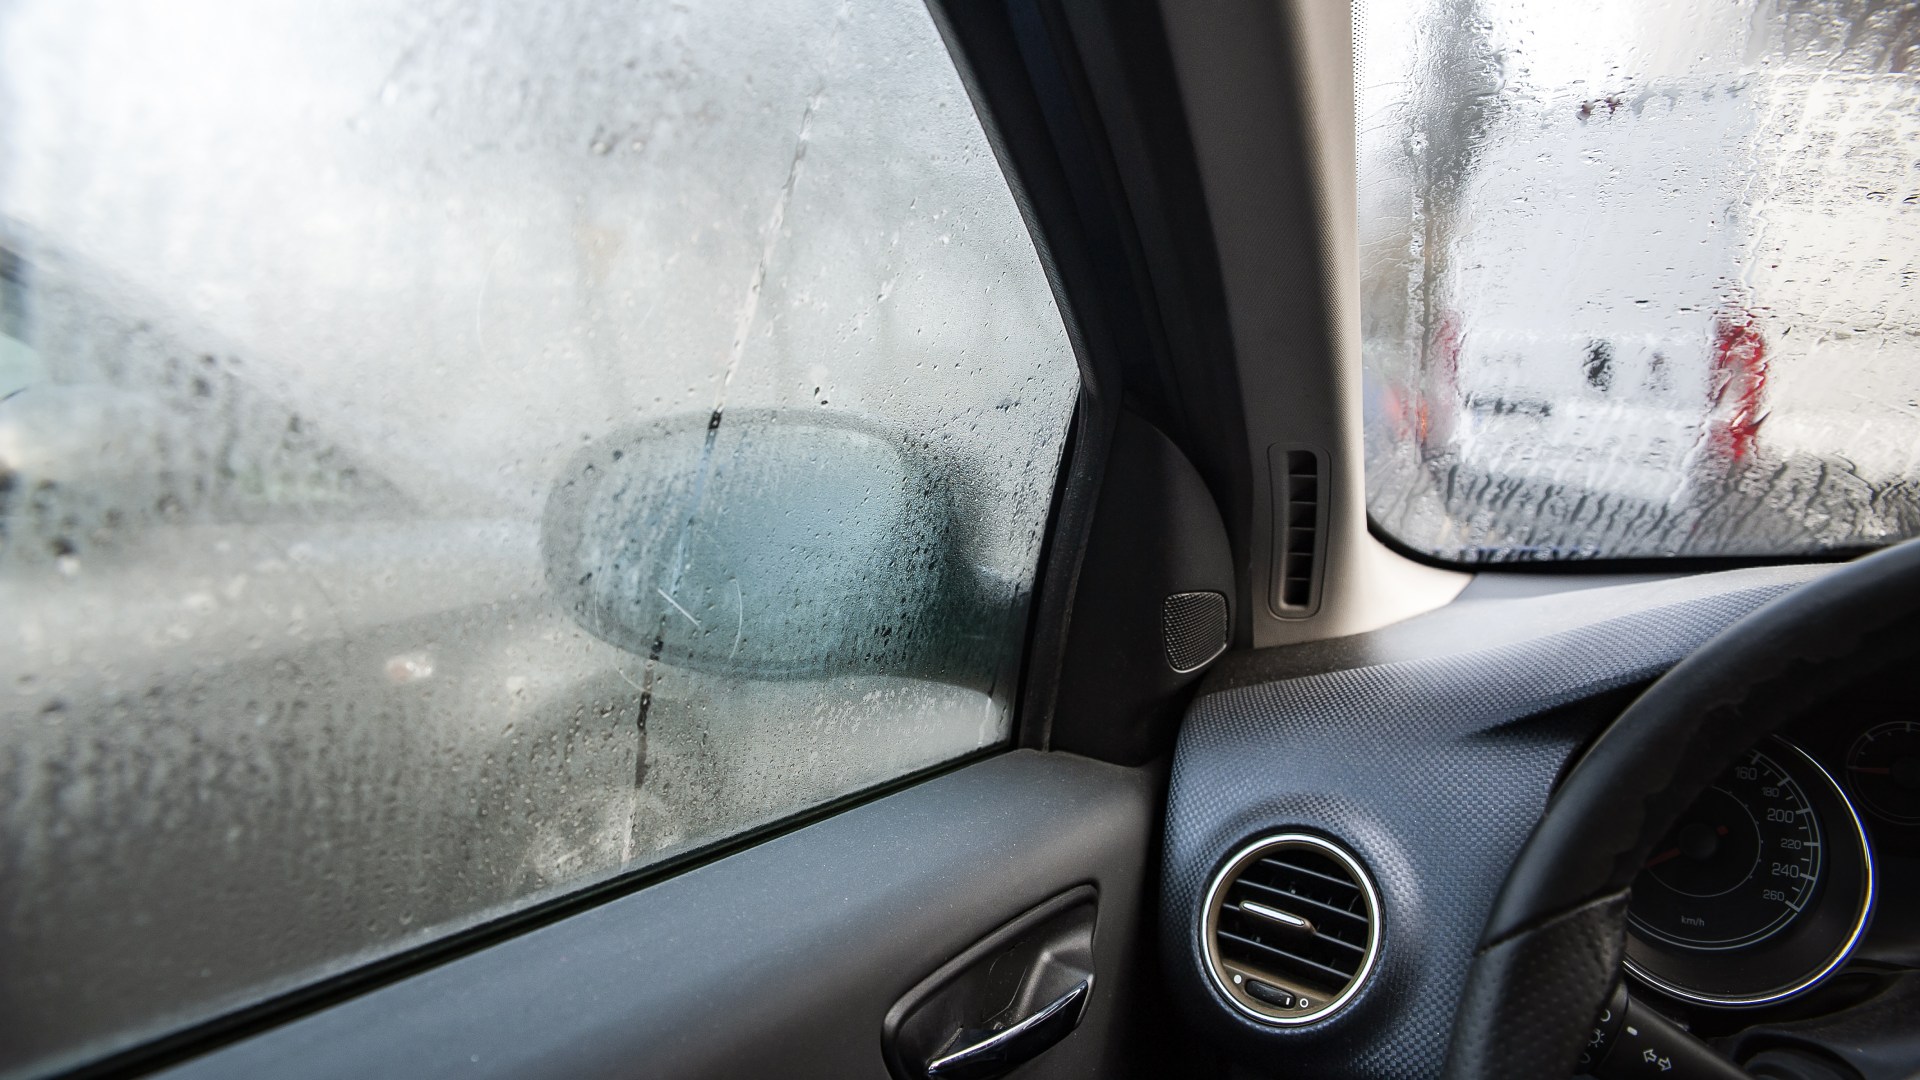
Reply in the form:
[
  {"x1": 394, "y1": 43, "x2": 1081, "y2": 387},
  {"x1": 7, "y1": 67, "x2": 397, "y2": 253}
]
[{"x1": 1441, "y1": 539, "x2": 1920, "y2": 1080}]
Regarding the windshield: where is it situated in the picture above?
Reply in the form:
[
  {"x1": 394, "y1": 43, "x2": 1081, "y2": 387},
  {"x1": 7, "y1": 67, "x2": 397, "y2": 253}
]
[{"x1": 1357, "y1": 0, "x2": 1920, "y2": 562}]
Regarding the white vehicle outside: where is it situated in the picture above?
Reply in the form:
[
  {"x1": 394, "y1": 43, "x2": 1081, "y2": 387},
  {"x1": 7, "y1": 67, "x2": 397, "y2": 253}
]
[
  {"x1": 1359, "y1": 0, "x2": 1920, "y2": 560},
  {"x1": 1435, "y1": 79, "x2": 1766, "y2": 506}
]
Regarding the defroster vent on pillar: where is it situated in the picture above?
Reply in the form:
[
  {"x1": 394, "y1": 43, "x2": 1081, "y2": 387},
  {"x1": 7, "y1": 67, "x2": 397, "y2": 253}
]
[{"x1": 1270, "y1": 447, "x2": 1327, "y2": 618}]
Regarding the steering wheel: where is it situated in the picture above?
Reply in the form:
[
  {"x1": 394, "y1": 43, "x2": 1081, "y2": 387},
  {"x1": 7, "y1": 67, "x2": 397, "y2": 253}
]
[{"x1": 1442, "y1": 539, "x2": 1920, "y2": 1080}]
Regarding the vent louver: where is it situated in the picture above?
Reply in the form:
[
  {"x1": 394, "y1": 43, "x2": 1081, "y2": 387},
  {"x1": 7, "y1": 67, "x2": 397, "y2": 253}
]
[
  {"x1": 1202, "y1": 833, "x2": 1380, "y2": 1024},
  {"x1": 1270, "y1": 448, "x2": 1326, "y2": 618}
]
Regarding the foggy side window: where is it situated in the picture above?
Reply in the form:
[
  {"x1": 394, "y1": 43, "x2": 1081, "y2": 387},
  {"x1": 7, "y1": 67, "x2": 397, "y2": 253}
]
[
  {"x1": 0, "y1": 2, "x2": 1080, "y2": 1076},
  {"x1": 1357, "y1": 0, "x2": 1920, "y2": 562}
]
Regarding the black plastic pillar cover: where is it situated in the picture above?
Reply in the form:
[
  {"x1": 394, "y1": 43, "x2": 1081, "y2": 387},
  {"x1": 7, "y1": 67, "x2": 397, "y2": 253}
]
[
  {"x1": 1049, "y1": 410, "x2": 1234, "y2": 764},
  {"x1": 883, "y1": 888, "x2": 1098, "y2": 1080}
]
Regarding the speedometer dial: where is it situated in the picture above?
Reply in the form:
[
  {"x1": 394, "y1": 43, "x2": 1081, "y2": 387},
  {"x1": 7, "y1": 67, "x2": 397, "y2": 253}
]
[
  {"x1": 1628, "y1": 747, "x2": 1821, "y2": 951},
  {"x1": 1624, "y1": 736, "x2": 1874, "y2": 1007}
]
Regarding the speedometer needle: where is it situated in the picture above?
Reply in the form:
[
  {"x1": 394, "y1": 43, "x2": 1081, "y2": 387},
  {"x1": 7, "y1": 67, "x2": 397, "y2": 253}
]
[{"x1": 1645, "y1": 824, "x2": 1729, "y2": 868}]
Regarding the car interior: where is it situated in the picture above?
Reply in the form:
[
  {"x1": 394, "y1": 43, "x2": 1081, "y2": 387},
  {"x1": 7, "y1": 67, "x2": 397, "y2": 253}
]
[{"x1": 3, "y1": 1, "x2": 1918, "y2": 1079}]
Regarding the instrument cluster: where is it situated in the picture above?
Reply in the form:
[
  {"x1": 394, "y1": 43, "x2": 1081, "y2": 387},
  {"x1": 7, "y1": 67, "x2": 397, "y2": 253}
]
[{"x1": 1623, "y1": 692, "x2": 1920, "y2": 1010}]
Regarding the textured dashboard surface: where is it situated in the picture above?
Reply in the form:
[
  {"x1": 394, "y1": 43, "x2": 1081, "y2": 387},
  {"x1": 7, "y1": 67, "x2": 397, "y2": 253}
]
[{"x1": 1162, "y1": 566, "x2": 1829, "y2": 1078}]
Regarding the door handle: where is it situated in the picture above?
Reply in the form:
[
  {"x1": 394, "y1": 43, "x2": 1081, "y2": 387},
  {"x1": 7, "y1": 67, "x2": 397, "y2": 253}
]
[
  {"x1": 924, "y1": 977, "x2": 1092, "y2": 1080},
  {"x1": 882, "y1": 887, "x2": 1098, "y2": 1080}
]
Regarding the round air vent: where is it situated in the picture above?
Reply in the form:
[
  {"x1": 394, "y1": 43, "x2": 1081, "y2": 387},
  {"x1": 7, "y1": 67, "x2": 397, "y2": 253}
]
[{"x1": 1201, "y1": 833, "x2": 1381, "y2": 1025}]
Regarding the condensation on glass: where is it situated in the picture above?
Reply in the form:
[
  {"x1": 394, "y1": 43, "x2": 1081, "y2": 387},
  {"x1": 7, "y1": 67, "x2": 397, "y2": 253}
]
[
  {"x1": 1357, "y1": 0, "x2": 1920, "y2": 561},
  {"x1": 0, "y1": 2, "x2": 1080, "y2": 1075}
]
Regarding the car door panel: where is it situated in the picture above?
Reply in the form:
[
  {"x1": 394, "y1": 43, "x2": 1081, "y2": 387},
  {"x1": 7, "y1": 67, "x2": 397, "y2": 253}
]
[{"x1": 151, "y1": 751, "x2": 1152, "y2": 1080}]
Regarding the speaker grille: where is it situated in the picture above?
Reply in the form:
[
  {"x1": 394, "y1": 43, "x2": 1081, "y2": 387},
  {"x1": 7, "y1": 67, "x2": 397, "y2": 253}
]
[
  {"x1": 1163, "y1": 591, "x2": 1229, "y2": 673},
  {"x1": 1202, "y1": 834, "x2": 1381, "y2": 1025}
]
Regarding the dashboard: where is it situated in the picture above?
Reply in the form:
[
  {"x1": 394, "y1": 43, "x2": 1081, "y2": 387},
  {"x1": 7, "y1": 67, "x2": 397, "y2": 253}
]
[{"x1": 1161, "y1": 565, "x2": 1920, "y2": 1080}]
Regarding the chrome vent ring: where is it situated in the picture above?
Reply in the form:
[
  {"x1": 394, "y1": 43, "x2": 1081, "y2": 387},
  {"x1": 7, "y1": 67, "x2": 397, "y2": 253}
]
[{"x1": 1201, "y1": 833, "x2": 1382, "y2": 1025}]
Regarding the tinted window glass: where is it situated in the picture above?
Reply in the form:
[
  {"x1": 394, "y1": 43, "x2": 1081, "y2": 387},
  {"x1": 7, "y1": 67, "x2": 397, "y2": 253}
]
[
  {"x1": 0, "y1": 2, "x2": 1079, "y2": 1075},
  {"x1": 1358, "y1": 0, "x2": 1920, "y2": 561}
]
